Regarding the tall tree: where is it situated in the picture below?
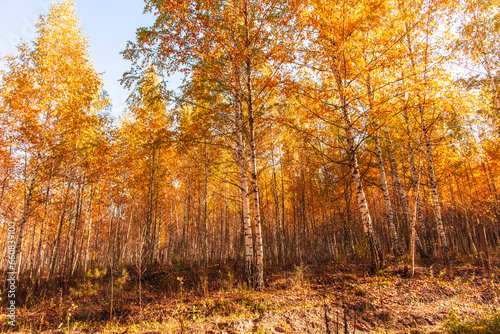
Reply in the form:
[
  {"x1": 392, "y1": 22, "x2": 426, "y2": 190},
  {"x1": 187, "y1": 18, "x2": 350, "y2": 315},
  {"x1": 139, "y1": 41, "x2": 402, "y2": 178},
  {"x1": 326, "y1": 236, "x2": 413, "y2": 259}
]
[
  {"x1": 302, "y1": 0, "x2": 390, "y2": 271},
  {"x1": 119, "y1": 65, "x2": 172, "y2": 265},
  {"x1": 123, "y1": 0, "x2": 302, "y2": 288},
  {"x1": 0, "y1": 0, "x2": 105, "y2": 270},
  {"x1": 401, "y1": 0, "x2": 451, "y2": 264}
]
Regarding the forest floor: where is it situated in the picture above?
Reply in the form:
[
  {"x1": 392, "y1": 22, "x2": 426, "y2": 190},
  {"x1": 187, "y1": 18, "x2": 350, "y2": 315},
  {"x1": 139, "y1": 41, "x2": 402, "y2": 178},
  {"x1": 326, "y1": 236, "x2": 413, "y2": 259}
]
[{"x1": 2, "y1": 258, "x2": 500, "y2": 333}]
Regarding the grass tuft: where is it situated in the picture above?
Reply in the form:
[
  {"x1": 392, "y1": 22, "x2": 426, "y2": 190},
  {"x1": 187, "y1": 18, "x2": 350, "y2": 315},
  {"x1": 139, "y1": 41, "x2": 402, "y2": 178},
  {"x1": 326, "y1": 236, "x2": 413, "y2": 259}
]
[{"x1": 444, "y1": 310, "x2": 500, "y2": 334}]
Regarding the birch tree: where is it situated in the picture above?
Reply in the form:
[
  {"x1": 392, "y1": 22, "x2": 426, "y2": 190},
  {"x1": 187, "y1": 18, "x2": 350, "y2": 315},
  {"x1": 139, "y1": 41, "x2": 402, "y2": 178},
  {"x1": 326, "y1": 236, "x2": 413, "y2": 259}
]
[{"x1": 0, "y1": 0, "x2": 105, "y2": 270}]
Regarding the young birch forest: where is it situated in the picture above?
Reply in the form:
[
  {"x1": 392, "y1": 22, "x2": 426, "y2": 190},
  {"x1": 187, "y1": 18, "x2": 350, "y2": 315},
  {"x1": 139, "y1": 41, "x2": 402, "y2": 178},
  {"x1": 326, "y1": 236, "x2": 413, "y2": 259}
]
[{"x1": 1, "y1": 0, "x2": 500, "y2": 332}]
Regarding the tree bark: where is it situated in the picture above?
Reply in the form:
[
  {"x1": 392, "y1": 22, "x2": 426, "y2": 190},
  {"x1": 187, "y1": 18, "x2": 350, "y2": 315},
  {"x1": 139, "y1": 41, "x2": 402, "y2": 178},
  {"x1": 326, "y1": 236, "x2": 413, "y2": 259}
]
[
  {"x1": 235, "y1": 97, "x2": 254, "y2": 284},
  {"x1": 203, "y1": 140, "x2": 209, "y2": 270},
  {"x1": 83, "y1": 184, "x2": 95, "y2": 273},
  {"x1": 49, "y1": 180, "x2": 72, "y2": 278},
  {"x1": 15, "y1": 160, "x2": 40, "y2": 273},
  {"x1": 453, "y1": 174, "x2": 477, "y2": 255},
  {"x1": 344, "y1": 113, "x2": 383, "y2": 271},
  {"x1": 385, "y1": 129, "x2": 428, "y2": 258},
  {"x1": 402, "y1": 110, "x2": 432, "y2": 257},
  {"x1": 243, "y1": 0, "x2": 264, "y2": 290},
  {"x1": 419, "y1": 105, "x2": 450, "y2": 265},
  {"x1": 373, "y1": 129, "x2": 401, "y2": 258}
]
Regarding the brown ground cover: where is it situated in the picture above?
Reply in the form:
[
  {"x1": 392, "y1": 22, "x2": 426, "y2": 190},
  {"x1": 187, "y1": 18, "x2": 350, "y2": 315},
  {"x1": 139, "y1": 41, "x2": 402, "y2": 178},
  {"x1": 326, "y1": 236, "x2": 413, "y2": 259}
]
[{"x1": 1, "y1": 260, "x2": 499, "y2": 333}]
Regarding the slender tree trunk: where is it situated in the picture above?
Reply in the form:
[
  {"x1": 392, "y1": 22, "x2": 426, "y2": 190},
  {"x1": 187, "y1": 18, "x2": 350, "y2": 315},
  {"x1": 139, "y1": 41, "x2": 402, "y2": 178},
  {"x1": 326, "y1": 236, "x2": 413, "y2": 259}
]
[
  {"x1": 280, "y1": 150, "x2": 286, "y2": 265},
  {"x1": 15, "y1": 162, "x2": 40, "y2": 272},
  {"x1": 410, "y1": 167, "x2": 421, "y2": 277},
  {"x1": 364, "y1": 73, "x2": 401, "y2": 258},
  {"x1": 203, "y1": 140, "x2": 209, "y2": 270},
  {"x1": 402, "y1": 111, "x2": 432, "y2": 256},
  {"x1": 235, "y1": 98, "x2": 254, "y2": 284},
  {"x1": 477, "y1": 219, "x2": 491, "y2": 274},
  {"x1": 69, "y1": 179, "x2": 84, "y2": 276},
  {"x1": 334, "y1": 63, "x2": 382, "y2": 270},
  {"x1": 453, "y1": 174, "x2": 477, "y2": 254},
  {"x1": 330, "y1": 39, "x2": 383, "y2": 270},
  {"x1": 0, "y1": 149, "x2": 11, "y2": 208},
  {"x1": 231, "y1": 0, "x2": 254, "y2": 285},
  {"x1": 344, "y1": 112, "x2": 383, "y2": 271},
  {"x1": 108, "y1": 206, "x2": 115, "y2": 321},
  {"x1": 249, "y1": 141, "x2": 264, "y2": 288},
  {"x1": 84, "y1": 185, "x2": 95, "y2": 272},
  {"x1": 16, "y1": 104, "x2": 52, "y2": 273},
  {"x1": 373, "y1": 129, "x2": 401, "y2": 257},
  {"x1": 419, "y1": 105, "x2": 450, "y2": 265},
  {"x1": 485, "y1": 163, "x2": 499, "y2": 202},
  {"x1": 271, "y1": 145, "x2": 285, "y2": 267},
  {"x1": 404, "y1": 18, "x2": 448, "y2": 263},
  {"x1": 482, "y1": 162, "x2": 500, "y2": 225},
  {"x1": 385, "y1": 129, "x2": 428, "y2": 258},
  {"x1": 49, "y1": 180, "x2": 72, "y2": 278},
  {"x1": 35, "y1": 161, "x2": 55, "y2": 277},
  {"x1": 146, "y1": 146, "x2": 156, "y2": 265},
  {"x1": 243, "y1": 0, "x2": 264, "y2": 290}
]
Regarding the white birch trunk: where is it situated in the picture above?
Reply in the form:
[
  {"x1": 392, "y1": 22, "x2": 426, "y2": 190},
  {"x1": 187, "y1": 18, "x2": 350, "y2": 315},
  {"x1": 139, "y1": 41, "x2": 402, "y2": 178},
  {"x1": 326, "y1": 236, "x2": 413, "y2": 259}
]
[
  {"x1": 249, "y1": 129, "x2": 264, "y2": 289},
  {"x1": 334, "y1": 66, "x2": 382, "y2": 270},
  {"x1": 365, "y1": 72, "x2": 401, "y2": 259},
  {"x1": 345, "y1": 115, "x2": 383, "y2": 271},
  {"x1": 232, "y1": 0, "x2": 254, "y2": 285},
  {"x1": 402, "y1": 111, "x2": 432, "y2": 257},
  {"x1": 236, "y1": 99, "x2": 254, "y2": 283},
  {"x1": 419, "y1": 105, "x2": 450, "y2": 265},
  {"x1": 373, "y1": 130, "x2": 401, "y2": 258},
  {"x1": 385, "y1": 129, "x2": 428, "y2": 258},
  {"x1": 244, "y1": 1, "x2": 264, "y2": 289}
]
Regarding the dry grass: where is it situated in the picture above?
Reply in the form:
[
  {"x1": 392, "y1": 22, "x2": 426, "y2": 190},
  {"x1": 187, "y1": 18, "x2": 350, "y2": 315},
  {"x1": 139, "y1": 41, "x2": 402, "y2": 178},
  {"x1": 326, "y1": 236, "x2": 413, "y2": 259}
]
[{"x1": 1, "y1": 261, "x2": 499, "y2": 333}]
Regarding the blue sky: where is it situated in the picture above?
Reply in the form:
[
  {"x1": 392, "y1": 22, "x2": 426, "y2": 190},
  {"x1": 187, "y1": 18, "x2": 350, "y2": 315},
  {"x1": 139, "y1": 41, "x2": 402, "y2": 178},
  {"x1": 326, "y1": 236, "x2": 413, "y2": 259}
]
[{"x1": 0, "y1": 0, "x2": 160, "y2": 118}]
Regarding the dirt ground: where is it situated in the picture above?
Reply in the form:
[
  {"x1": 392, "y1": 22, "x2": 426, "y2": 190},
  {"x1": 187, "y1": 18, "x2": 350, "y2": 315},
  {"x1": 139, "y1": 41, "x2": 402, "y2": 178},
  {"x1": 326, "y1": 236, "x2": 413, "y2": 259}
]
[{"x1": 1, "y1": 262, "x2": 499, "y2": 333}]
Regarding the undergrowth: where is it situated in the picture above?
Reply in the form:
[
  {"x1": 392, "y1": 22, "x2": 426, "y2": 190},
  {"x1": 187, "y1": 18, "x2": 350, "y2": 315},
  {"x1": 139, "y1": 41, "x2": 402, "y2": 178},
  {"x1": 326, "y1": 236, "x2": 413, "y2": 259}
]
[
  {"x1": 2, "y1": 260, "x2": 499, "y2": 333},
  {"x1": 444, "y1": 310, "x2": 500, "y2": 334}
]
